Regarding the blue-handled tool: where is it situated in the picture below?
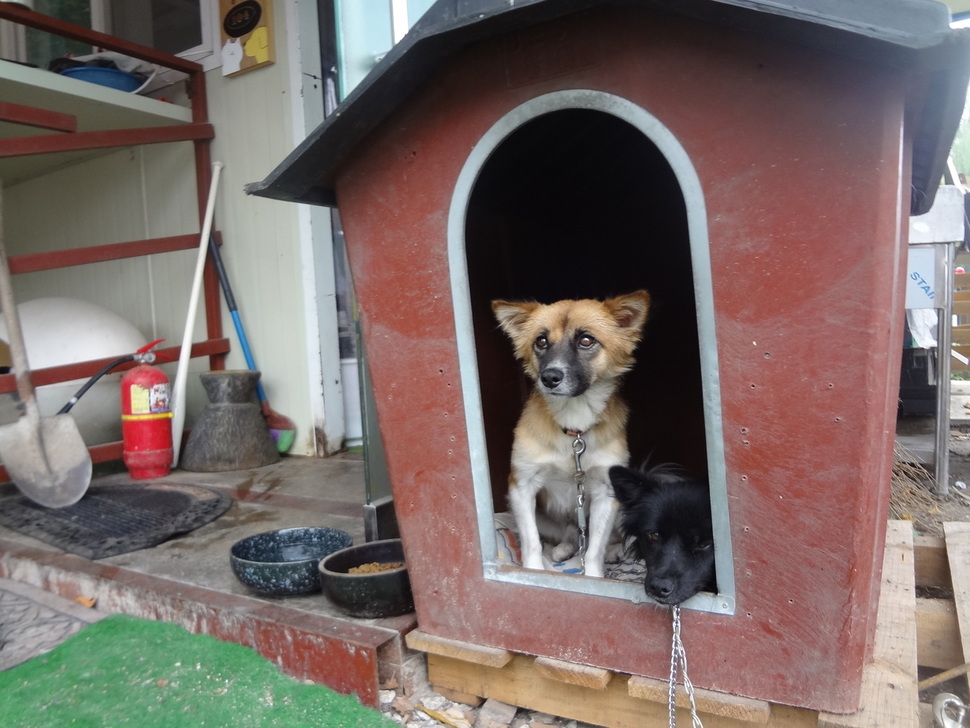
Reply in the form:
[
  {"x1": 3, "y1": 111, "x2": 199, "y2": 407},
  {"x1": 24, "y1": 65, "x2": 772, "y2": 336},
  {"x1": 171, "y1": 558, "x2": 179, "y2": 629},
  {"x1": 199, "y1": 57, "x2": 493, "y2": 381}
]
[{"x1": 208, "y1": 235, "x2": 295, "y2": 453}]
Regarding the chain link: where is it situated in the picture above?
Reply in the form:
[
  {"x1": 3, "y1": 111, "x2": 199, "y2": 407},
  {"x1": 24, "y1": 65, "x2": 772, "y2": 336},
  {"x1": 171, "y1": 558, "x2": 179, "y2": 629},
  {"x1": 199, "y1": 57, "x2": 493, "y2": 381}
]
[
  {"x1": 669, "y1": 605, "x2": 704, "y2": 728},
  {"x1": 668, "y1": 610, "x2": 678, "y2": 728},
  {"x1": 570, "y1": 433, "x2": 587, "y2": 573},
  {"x1": 568, "y1": 432, "x2": 698, "y2": 728}
]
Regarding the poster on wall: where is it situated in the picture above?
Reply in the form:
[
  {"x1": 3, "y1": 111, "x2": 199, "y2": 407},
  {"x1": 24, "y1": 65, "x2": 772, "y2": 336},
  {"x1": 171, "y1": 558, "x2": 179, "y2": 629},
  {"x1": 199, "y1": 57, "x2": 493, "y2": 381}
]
[{"x1": 219, "y1": 0, "x2": 275, "y2": 77}]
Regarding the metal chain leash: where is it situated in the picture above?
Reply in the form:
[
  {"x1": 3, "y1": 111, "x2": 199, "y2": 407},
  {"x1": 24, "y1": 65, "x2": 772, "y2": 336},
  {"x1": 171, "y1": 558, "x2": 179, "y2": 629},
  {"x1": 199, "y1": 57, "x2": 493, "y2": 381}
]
[
  {"x1": 568, "y1": 434, "x2": 700, "y2": 728},
  {"x1": 669, "y1": 605, "x2": 704, "y2": 728},
  {"x1": 569, "y1": 431, "x2": 587, "y2": 574}
]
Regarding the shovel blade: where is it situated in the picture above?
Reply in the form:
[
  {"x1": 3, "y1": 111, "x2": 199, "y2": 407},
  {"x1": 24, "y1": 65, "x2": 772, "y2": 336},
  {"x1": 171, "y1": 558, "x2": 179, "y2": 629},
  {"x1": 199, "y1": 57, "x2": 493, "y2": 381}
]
[{"x1": 0, "y1": 413, "x2": 92, "y2": 508}]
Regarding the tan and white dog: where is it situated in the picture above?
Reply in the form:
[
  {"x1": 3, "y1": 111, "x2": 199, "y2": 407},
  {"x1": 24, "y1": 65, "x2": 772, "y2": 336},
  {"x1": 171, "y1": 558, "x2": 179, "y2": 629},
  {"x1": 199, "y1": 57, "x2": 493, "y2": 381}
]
[{"x1": 492, "y1": 291, "x2": 650, "y2": 577}]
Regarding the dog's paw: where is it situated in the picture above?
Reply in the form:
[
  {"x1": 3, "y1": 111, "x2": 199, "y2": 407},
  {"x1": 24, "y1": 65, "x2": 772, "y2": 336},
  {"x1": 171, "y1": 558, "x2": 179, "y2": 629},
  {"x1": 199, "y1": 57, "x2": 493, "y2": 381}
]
[
  {"x1": 605, "y1": 542, "x2": 626, "y2": 564},
  {"x1": 551, "y1": 542, "x2": 577, "y2": 562},
  {"x1": 584, "y1": 563, "x2": 605, "y2": 578},
  {"x1": 522, "y1": 552, "x2": 545, "y2": 571}
]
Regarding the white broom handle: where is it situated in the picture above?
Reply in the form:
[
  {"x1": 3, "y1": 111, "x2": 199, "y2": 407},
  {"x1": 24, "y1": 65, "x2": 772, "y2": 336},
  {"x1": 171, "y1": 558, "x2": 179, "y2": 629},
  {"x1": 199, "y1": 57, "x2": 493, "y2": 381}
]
[
  {"x1": 170, "y1": 162, "x2": 223, "y2": 466},
  {"x1": 0, "y1": 183, "x2": 41, "y2": 426}
]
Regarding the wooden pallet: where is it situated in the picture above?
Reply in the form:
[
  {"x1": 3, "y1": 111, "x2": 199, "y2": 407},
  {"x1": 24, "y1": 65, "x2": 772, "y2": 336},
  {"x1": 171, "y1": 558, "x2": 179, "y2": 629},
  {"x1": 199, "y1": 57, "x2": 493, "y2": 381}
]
[
  {"x1": 407, "y1": 521, "x2": 939, "y2": 727},
  {"x1": 916, "y1": 522, "x2": 970, "y2": 716}
]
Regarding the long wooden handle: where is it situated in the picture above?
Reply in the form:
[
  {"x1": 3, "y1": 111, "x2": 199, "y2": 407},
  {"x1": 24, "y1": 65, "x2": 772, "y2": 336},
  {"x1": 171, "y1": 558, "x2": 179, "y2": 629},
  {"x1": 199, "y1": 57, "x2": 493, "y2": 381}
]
[
  {"x1": 0, "y1": 183, "x2": 39, "y2": 419},
  {"x1": 170, "y1": 162, "x2": 224, "y2": 466}
]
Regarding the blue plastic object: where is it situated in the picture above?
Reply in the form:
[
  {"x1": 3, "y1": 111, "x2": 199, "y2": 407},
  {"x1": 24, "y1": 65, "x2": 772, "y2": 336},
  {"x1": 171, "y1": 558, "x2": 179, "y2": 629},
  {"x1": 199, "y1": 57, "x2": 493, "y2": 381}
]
[{"x1": 60, "y1": 66, "x2": 141, "y2": 92}]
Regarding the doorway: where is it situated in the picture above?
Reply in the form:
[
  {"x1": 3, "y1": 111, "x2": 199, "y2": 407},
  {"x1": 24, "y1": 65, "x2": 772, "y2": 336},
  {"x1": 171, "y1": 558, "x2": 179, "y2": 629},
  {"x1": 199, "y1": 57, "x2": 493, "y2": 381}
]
[{"x1": 449, "y1": 91, "x2": 733, "y2": 612}]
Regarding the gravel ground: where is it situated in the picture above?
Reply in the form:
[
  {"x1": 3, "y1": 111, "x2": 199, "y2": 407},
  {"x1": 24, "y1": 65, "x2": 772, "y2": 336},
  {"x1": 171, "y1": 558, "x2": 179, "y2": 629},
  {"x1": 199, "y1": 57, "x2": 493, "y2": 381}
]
[{"x1": 379, "y1": 688, "x2": 602, "y2": 728}]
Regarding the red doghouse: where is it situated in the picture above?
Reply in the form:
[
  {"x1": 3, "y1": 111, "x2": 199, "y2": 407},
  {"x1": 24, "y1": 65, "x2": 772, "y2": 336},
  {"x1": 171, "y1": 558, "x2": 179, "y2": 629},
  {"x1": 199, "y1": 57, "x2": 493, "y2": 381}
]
[{"x1": 251, "y1": 0, "x2": 970, "y2": 714}]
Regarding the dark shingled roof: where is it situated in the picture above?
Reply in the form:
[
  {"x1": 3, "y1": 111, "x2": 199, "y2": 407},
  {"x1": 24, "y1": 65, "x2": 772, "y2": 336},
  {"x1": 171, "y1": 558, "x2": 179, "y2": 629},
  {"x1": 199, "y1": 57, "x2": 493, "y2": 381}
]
[{"x1": 246, "y1": 0, "x2": 970, "y2": 215}]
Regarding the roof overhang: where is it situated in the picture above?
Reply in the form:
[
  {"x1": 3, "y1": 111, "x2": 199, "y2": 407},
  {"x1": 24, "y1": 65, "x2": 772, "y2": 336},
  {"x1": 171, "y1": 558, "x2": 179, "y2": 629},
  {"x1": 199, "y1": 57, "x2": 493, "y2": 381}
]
[{"x1": 246, "y1": 0, "x2": 970, "y2": 215}]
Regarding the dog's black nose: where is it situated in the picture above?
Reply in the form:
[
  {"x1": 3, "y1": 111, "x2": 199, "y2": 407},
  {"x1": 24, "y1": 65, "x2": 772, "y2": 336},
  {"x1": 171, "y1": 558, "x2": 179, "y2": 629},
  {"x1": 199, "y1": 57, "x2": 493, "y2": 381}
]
[
  {"x1": 540, "y1": 368, "x2": 564, "y2": 389},
  {"x1": 648, "y1": 576, "x2": 675, "y2": 601}
]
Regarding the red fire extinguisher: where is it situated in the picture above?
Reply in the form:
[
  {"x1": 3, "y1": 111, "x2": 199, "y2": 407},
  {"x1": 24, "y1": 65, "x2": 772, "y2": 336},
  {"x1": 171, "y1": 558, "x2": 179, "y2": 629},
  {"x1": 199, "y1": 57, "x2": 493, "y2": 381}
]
[{"x1": 121, "y1": 339, "x2": 173, "y2": 479}]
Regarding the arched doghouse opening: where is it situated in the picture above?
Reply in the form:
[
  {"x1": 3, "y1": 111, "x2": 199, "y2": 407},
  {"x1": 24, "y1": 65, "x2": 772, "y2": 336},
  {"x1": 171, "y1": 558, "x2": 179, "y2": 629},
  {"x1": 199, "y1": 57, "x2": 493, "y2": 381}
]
[
  {"x1": 449, "y1": 91, "x2": 733, "y2": 611},
  {"x1": 467, "y1": 107, "x2": 705, "y2": 494}
]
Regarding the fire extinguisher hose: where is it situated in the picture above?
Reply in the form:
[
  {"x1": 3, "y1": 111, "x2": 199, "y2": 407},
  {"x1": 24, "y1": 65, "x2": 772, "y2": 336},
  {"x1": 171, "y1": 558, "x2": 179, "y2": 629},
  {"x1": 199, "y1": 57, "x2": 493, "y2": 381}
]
[{"x1": 57, "y1": 354, "x2": 135, "y2": 415}]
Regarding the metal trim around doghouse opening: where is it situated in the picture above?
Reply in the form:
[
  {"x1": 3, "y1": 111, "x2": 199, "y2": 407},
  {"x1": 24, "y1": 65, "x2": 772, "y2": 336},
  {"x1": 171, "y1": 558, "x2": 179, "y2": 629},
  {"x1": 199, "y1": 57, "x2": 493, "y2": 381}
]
[{"x1": 448, "y1": 89, "x2": 735, "y2": 615}]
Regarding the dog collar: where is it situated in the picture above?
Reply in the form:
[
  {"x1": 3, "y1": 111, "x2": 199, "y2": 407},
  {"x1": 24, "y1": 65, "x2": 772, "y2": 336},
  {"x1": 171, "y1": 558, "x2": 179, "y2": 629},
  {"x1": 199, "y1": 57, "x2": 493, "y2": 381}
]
[{"x1": 562, "y1": 427, "x2": 584, "y2": 437}]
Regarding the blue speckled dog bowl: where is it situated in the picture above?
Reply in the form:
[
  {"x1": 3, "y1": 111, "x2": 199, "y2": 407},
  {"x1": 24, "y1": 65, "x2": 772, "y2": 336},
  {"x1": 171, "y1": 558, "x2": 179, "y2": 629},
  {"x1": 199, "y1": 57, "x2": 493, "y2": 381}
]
[{"x1": 230, "y1": 527, "x2": 352, "y2": 596}]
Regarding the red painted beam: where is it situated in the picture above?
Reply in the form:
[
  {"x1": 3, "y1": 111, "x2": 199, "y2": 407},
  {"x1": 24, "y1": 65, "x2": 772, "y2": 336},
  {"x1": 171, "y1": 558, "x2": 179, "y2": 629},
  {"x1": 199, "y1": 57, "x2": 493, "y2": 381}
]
[
  {"x1": 0, "y1": 338, "x2": 231, "y2": 393},
  {"x1": 8, "y1": 232, "x2": 222, "y2": 274},
  {"x1": 0, "y1": 124, "x2": 214, "y2": 158},
  {"x1": 87, "y1": 441, "x2": 124, "y2": 464},
  {"x1": 0, "y1": 101, "x2": 76, "y2": 133}
]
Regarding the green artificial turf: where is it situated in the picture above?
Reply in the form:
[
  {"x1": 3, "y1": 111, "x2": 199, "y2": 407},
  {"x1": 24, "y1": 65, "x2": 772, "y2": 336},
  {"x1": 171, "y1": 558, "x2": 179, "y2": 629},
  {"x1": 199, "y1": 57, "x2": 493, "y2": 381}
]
[{"x1": 0, "y1": 614, "x2": 395, "y2": 728}]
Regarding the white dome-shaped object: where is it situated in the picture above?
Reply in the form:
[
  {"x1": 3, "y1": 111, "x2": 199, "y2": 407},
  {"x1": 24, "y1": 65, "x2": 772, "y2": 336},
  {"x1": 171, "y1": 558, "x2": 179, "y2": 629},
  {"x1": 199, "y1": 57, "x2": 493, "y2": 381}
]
[{"x1": 0, "y1": 298, "x2": 146, "y2": 445}]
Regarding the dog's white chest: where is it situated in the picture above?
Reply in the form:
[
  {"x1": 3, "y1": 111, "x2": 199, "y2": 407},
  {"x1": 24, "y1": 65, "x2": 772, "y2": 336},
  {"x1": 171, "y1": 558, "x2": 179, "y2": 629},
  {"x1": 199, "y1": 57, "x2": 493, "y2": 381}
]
[{"x1": 512, "y1": 438, "x2": 615, "y2": 516}]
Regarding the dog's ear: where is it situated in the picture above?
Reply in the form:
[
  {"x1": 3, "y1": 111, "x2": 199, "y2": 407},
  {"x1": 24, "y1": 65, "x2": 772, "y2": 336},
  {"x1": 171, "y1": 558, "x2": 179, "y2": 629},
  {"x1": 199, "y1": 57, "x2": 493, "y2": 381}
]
[
  {"x1": 492, "y1": 300, "x2": 539, "y2": 338},
  {"x1": 609, "y1": 465, "x2": 645, "y2": 507},
  {"x1": 606, "y1": 290, "x2": 650, "y2": 332}
]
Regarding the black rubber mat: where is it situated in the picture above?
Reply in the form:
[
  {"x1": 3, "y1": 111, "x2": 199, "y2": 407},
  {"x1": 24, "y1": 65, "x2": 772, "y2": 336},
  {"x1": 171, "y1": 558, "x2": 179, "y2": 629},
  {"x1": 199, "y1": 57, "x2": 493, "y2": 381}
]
[{"x1": 0, "y1": 483, "x2": 232, "y2": 560}]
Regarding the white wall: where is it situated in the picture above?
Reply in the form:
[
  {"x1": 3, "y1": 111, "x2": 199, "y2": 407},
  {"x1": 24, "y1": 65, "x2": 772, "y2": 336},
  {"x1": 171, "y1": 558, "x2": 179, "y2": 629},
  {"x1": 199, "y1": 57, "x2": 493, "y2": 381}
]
[{"x1": 205, "y1": 0, "x2": 343, "y2": 456}]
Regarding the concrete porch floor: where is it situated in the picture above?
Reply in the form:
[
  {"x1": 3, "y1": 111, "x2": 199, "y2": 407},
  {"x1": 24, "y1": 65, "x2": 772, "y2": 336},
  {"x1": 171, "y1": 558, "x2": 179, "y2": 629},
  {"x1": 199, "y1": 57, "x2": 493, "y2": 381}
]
[{"x1": 0, "y1": 454, "x2": 420, "y2": 708}]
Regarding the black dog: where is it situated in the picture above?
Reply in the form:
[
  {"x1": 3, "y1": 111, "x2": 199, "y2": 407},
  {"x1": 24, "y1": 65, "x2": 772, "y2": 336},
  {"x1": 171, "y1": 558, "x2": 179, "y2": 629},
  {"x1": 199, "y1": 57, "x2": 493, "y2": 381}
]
[{"x1": 609, "y1": 465, "x2": 716, "y2": 605}]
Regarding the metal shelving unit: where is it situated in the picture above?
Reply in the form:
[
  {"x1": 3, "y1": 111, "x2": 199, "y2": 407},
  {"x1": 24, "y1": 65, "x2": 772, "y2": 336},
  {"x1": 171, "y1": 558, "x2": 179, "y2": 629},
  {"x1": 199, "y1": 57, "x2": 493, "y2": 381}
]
[{"x1": 0, "y1": 4, "x2": 227, "y2": 476}]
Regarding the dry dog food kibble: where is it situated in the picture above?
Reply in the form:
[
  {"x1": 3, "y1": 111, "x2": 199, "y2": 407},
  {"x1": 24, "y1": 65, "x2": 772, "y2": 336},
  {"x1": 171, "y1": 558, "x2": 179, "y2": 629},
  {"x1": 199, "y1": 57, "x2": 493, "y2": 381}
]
[{"x1": 348, "y1": 562, "x2": 404, "y2": 574}]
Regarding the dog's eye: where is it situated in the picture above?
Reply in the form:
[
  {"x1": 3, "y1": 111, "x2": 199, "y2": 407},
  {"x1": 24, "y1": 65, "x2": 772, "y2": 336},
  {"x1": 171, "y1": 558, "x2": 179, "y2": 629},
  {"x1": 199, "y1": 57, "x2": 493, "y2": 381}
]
[
  {"x1": 577, "y1": 334, "x2": 597, "y2": 349},
  {"x1": 647, "y1": 532, "x2": 662, "y2": 543},
  {"x1": 694, "y1": 540, "x2": 713, "y2": 552},
  {"x1": 534, "y1": 335, "x2": 548, "y2": 350}
]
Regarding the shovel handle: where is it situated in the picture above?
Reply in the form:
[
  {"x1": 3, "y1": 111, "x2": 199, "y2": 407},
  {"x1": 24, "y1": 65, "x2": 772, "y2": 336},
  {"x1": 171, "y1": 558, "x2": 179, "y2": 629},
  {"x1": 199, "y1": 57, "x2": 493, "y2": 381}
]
[
  {"x1": 170, "y1": 162, "x2": 223, "y2": 467},
  {"x1": 207, "y1": 235, "x2": 269, "y2": 404},
  {"x1": 0, "y1": 185, "x2": 39, "y2": 416}
]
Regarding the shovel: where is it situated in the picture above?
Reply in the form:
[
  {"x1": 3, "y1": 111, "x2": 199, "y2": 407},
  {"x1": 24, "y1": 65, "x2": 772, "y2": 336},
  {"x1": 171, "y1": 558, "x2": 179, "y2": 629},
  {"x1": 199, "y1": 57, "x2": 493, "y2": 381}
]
[{"x1": 0, "y1": 186, "x2": 91, "y2": 507}]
